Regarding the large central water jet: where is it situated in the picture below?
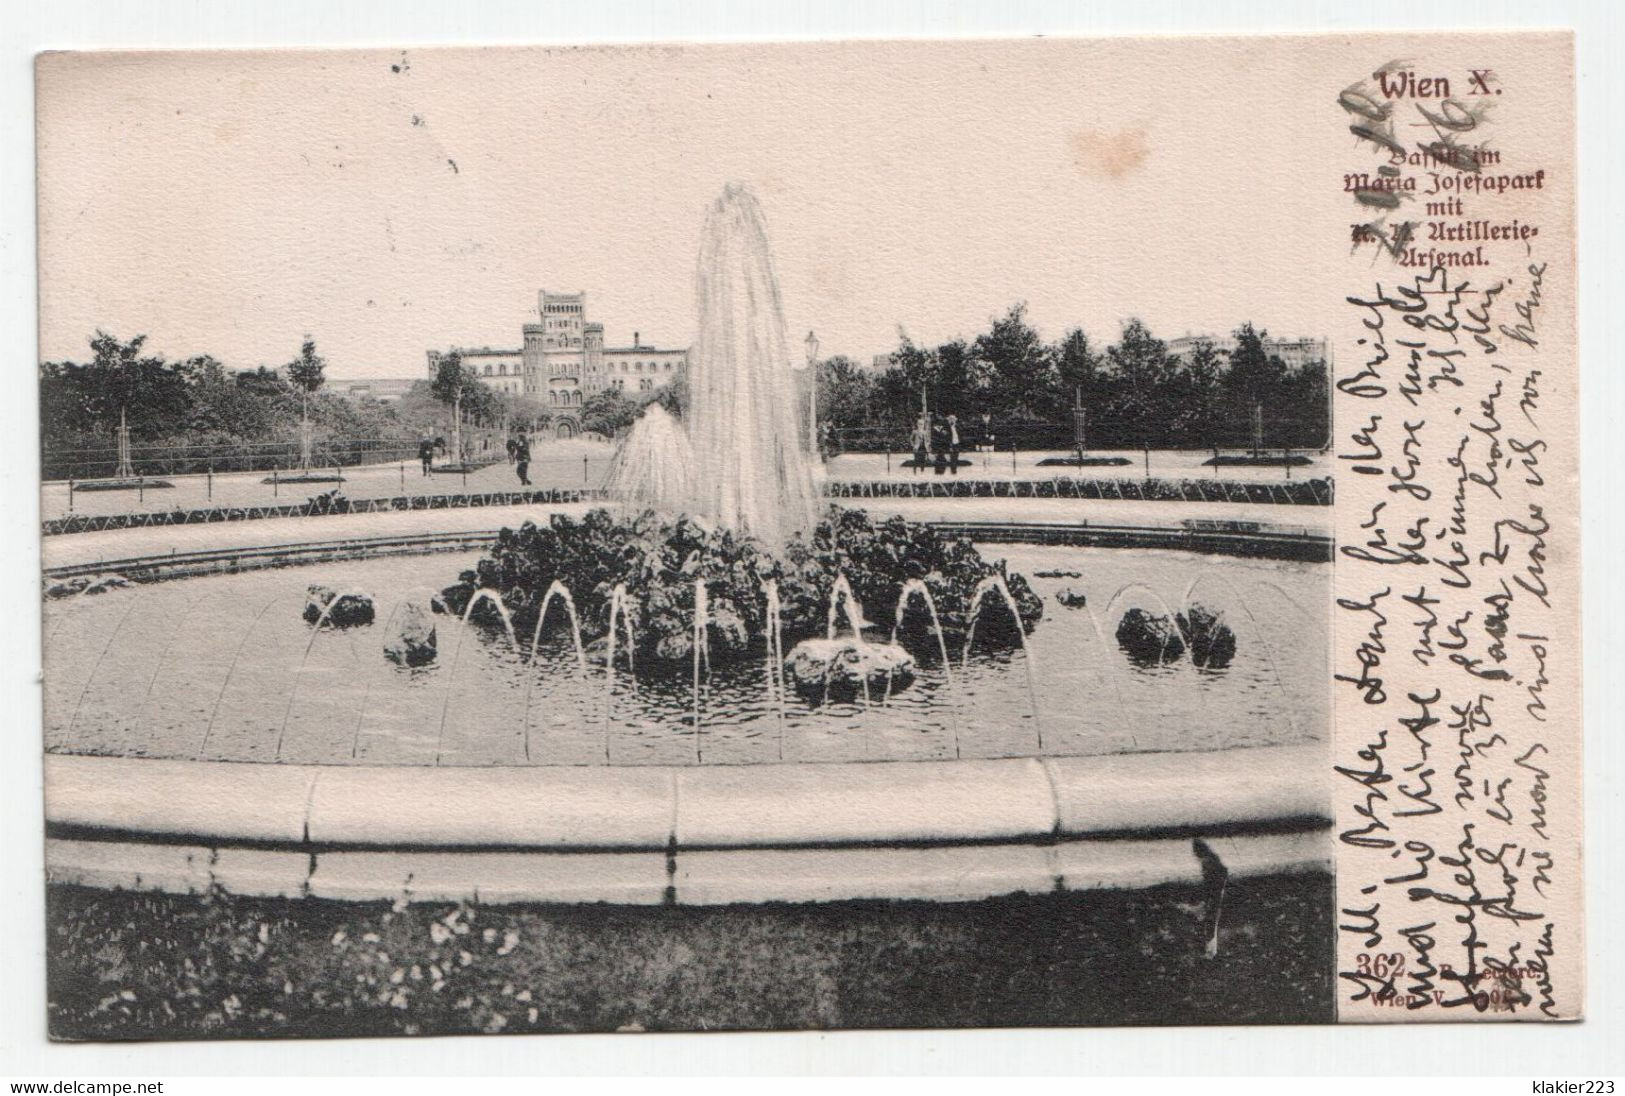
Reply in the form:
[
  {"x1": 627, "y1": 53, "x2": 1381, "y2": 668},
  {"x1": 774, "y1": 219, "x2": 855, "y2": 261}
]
[{"x1": 680, "y1": 184, "x2": 821, "y2": 545}]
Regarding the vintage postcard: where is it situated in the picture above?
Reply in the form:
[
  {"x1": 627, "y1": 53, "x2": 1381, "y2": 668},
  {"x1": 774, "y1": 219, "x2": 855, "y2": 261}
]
[{"x1": 34, "y1": 30, "x2": 1580, "y2": 1038}]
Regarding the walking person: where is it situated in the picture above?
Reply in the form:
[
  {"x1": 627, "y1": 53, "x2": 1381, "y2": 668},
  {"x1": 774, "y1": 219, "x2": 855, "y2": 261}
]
[
  {"x1": 946, "y1": 413, "x2": 962, "y2": 476},
  {"x1": 514, "y1": 434, "x2": 532, "y2": 487},
  {"x1": 931, "y1": 414, "x2": 948, "y2": 476},
  {"x1": 418, "y1": 436, "x2": 435, "y2": 477},
  {"x1": 506, "y1": 435, "x2": 518, "y2": 464}
]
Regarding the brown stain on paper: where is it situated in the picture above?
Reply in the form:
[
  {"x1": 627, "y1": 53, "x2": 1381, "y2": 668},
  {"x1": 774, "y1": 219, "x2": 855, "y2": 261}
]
[{"x1": 1069, "y1": 127, "x2": 1149, "y2": 180}]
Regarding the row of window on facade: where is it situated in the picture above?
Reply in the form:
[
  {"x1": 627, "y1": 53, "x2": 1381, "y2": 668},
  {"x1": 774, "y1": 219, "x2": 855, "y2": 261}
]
[
  {"x1": 545, "y1": 377, "x2": 656, "y2": 405},
  {"x1": 474, "y1": 359, "x2": 678, "y2": 378},
  {"x1": 544, "y1": 360, "x2": 679, "y2": 375}
]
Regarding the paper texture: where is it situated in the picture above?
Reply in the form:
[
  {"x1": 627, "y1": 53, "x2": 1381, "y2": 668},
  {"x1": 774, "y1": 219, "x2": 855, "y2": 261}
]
[
  {"x1": 34, "y1": 31, "x2": 1578, "y2": 1038},
  {"x1": 1330, "y1": 36, "x2": 1581, "y2": 1021}
]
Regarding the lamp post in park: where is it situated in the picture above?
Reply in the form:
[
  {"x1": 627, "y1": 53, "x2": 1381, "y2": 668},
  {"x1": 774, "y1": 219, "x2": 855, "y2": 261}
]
[
  {"x1": 1072, "y1": 385, "x2": 1088, "y2": 466},
  {"x1": 801, "y1": 330, "x2": 820, "y2": 460}
]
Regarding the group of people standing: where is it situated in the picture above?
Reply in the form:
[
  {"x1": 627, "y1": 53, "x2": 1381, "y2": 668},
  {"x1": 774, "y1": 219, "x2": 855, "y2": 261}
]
[
  {"x1": 909, "y1": 411, "x2": 996, "y2": 475},
  {"x1": 415, "y1": 431, "x2": 532, "y2": 486}
]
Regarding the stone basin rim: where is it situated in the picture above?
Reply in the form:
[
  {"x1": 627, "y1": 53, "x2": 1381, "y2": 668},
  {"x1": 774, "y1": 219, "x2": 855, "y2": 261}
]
[{"x1": 45, "y1": 744, "x2": 1327, "y2": 852}]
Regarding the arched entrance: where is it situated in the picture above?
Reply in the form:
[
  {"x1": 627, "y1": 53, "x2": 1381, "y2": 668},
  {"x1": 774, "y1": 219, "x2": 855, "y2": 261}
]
[{"x1": 552, "y1": 417, "x2": 579, "y2": 440}]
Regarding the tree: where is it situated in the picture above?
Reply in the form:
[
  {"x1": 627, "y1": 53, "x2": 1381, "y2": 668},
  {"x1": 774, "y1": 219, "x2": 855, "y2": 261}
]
[
  {"x1": 891, "y1": 330, "x2": 936, "y2": 402},
  {"x1": 186, "y1": 354, "x2": 276, "y2": 439},
  {"x1": 1275, "y1": 358, "x2": 1330, "y2": 449},
  {"x1": 1053, "y1": 327, "x2": 1109, "y2": 440},
  {"x1": 84, "y1": 331, "x2": 193, "y2": 436},
  {"x1": 871, "y1": 364, "x2": 919, "y2": 436},
  {"x1": 580, "y1": 387, "x2": 642, "y2": 437},
  {"x1": 285, "y1": 337, "x2": 327, "y2": 417},
  {"x1": 430, "y1": 351, "x2": 472, "y2": 462},
  {"x1": 1177, "y1": 338, "x2": 1226, "y2": 447},
  {"x1": 286, "y1": 338, "x2": 326, "y2": 398},
  {"x1": 883, "y1": 330, "x2": 993, "y2": 425},
  {"x1": 1224, "y1": 323, "x2": 1289, "y2": 449},
  {"x1": 1225, "y1": 323, "x2": 1287, "y2": 407},
  {"x1": 972, "y1": 304, "x2": 1055, "y2": 420},
  {"x1": 1054, "y1": 328, "x2": 1102, "y2": 401},
  {"x1": 1102, "y1": 318, "x2": 1176, "y2": 446},
  {"x1": 283, "y1": 337, "x2": 330, "y2": 470},
  {"x1": 647, "y1": 375, "x2": 688, "y2": 420},
  {"x1": 930, "y1": 339, "x2": 990, "y2": 419},
  {"x1": 505, "y1": 393, "x2": 552, "y2": 433},
  {"x1": 814, "y1": 355, "x2": 875, "y2": 438},
  {"x1": 430, "y1": 351, "x2": 467, "y2": 407}
]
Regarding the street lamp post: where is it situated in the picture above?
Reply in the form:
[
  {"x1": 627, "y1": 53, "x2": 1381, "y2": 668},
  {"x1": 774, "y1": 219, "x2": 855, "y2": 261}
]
[
  {"x1": 804, "y1": 330, "x2": 820, "y2": 460},
  {"x1": 1072, "y1": 385, "x2": 1087, "y2": 465}
]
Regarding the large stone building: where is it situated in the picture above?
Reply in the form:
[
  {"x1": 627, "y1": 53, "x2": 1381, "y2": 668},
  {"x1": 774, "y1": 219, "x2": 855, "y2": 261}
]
[
  {"x1": 1166, "y1": 333, "x2": 1328, "y2": 370},
  {"x1": 423, "y1": 346, "x2": 526, "y2": 397},
  {"x1": 427, "y1": 290, "x2": 687, "y2": 436}
]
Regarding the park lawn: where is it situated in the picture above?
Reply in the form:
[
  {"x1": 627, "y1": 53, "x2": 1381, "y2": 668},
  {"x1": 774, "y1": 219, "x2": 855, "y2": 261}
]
[{"x1": 46, "y1": 873, "x2": 1332, "y2": 1040}]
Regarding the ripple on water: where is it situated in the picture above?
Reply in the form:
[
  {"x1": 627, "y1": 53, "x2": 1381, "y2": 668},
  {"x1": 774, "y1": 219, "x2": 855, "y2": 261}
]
[{"x1": 42, "y1": 545, "x2": 1327, "y2": 766}]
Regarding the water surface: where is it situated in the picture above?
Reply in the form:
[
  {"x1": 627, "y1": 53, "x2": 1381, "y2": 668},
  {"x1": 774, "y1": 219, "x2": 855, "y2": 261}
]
[{"x1": 43, "y1": 545, "x2": 1327, "y2": 767}]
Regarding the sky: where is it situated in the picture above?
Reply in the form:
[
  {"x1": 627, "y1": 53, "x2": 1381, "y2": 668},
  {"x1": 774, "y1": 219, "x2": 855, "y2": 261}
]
[{"x1": 36, "y1": 37, "x2": 1343, "y2": 378}]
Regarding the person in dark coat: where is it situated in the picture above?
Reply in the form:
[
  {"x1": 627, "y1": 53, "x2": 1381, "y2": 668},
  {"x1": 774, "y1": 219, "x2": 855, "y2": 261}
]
[
  {"x1": 418, "y1": 437, "x2": 435, "y2": 476},
  {"x1": 514, "y1": 435, "x2": 532, "y2": 486},
  {"x1": 946, "y1": 413, "x2": 962, "y2": 475},
  {"x1": 931, "y1": 415, "x2": 949, "y2": 475}
]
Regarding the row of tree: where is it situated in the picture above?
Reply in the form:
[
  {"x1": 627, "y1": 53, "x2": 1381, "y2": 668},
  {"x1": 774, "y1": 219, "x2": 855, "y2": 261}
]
[
  {"x1": 39, "y1": 332, "x2": 543, "y2": 476},
  {"x1": 40, "y1": 307, "x2": 1328, "y2": 471},
  {"x1": 814, "y1": 307, "x2": 1329, "y2": 451}
]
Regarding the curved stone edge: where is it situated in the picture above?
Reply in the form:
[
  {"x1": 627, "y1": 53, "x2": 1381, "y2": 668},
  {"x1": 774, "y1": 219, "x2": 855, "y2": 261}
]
[
  {"x1": 42, "y1": 518, "x2": 1330, "y2": 589},
  {"x1": 46, "y1": 830, "x2": 1330, "y2": 906},
  {"x1": 46, "y1": 744, "x2": 1326, "y2": 850},
  {"x1": 44, "y1": 745, "x2": 1329, "y2": 904}
]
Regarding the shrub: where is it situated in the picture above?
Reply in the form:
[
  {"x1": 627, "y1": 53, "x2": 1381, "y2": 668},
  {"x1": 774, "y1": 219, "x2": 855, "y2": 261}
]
[{"x1": 439, "y1": 506, "x2": 1043, "y2": 665}]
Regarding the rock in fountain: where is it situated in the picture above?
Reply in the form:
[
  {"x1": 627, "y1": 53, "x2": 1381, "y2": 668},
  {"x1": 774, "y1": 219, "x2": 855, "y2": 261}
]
[
  {"x1": 1115, "y1": 607, "x2": 1185, "y2": 665},
  {"x1": 384, "y1": 601, "x2": 438, "y2": 666},
  {"x1": 644, "y1": 586, "x2": 751, "y2": 663},
  {"x1": 1176, "y1": 603, "x2": 1237, "y2": 669},
  {"x1": 784, "y1": 636, "x2": 915, "y2": 700},
  {"x1": 1055, "y1": 587, "x2": 1088, "y2": 609},
  {"x1": 784, "y1": 575, "x2": 916, "y2": 701},
  {"x1": 303, "y1": 585, "x2": 375, "y2": 628},
  {"x1": 681, "y1": 184, "x2": 821, "y2": 544},
  {"x1": 603, "y1": 402, "x2": 693, "y2": 512}
]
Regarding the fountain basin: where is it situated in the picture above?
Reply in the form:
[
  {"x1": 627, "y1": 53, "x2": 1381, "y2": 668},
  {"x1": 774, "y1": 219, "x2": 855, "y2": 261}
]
[
  {"x1": 42, "y1": 511, "x2": 1330, "y2": 904},
  {"x1": 45, "y1": 746, "x2": 1328, "y2": 904},
  {"x1": 44, "y1": 540, "x2": 1326, "y2": 766}
]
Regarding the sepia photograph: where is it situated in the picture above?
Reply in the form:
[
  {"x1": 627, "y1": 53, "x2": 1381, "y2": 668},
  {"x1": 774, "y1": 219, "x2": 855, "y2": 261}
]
[{"x1": 36, "y1": 32, "x2": 1571, "y2": 1044}]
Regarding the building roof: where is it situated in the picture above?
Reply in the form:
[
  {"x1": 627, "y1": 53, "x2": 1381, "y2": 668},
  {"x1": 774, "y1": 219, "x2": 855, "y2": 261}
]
[{"x1": 448, "y1": 346, "x2": 522, "y2": 357}]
